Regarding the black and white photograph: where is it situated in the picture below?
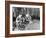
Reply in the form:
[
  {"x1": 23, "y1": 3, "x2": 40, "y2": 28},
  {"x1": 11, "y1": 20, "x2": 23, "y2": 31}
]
[
  {"x1": 10, "y1": 4, "x2": 43, "y2": 34},
  {"x1": 12, "y1": 7, "x2": 40, "y2": 31},
  {"x1": 5, "y1": 1, "x2": 45, "y2": 37}
]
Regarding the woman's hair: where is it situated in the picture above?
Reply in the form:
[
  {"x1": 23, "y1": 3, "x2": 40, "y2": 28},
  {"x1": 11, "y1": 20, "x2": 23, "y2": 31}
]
[{"x1": 21, "y1": 14, "x2": 26, "y2": 18}]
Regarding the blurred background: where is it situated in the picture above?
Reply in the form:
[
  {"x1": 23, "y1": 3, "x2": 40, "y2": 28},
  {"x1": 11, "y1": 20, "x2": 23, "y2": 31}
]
[{"x1": 13, "y1": 7, "x2": 40, "y2": 19}]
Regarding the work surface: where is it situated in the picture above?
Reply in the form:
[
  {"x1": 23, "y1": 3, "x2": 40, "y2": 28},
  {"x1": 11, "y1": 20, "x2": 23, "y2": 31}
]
[{"x1": 14, "y1": 19, "x2": 40, "y2": 31}]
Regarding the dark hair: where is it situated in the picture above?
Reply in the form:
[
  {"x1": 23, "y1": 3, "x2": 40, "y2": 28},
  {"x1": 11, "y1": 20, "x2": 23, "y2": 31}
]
[{"x1": 22, "y1": 14, "x2": 26, "y2": 17}]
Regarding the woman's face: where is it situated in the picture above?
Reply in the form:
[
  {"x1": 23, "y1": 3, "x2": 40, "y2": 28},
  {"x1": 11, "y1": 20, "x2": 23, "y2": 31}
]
[{"x1": 16, "y1": 14, "x2": 32, "y2": 30}]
